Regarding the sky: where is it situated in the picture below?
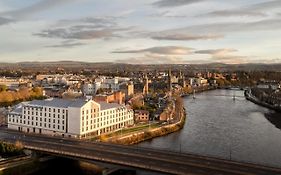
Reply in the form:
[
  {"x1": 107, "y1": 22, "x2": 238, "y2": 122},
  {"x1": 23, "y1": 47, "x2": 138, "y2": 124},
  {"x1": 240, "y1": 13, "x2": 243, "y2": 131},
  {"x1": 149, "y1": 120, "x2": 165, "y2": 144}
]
[{"x1": 0, "y1": 0, "x2": 281, "y2": 64}]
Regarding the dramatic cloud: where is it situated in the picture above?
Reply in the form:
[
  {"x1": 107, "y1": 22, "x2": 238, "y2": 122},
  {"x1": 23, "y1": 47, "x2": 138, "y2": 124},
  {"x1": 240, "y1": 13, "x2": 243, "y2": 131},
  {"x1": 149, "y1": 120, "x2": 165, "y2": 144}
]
[
  {"x1": 112, "y1": 46, "x2": 193, "y2": 55},
  {"x1": 201, "y1": 0, "x2": 281, "y2": 17},
  {"x1": 151, "y1": 33, "x2": 223, "y2": 41},
  {"x1": 195, "y1": 48, "x2": 247, "y2": 64},
  {"x1": 152, "y1": 0, "x2": 205, "y2": 8}
]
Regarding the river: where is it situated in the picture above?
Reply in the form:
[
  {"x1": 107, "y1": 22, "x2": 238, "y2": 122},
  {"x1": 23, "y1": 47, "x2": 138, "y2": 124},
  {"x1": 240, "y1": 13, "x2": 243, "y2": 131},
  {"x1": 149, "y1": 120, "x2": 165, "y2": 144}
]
[{"x1": 139, "y1": 89, "x2": 281, "y2": 168}]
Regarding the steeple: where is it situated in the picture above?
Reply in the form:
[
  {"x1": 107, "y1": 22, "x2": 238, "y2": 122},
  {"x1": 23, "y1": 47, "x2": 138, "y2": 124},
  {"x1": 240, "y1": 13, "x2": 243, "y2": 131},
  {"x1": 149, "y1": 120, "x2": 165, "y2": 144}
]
[
  {"x1": 168, "y1": 69, "x2": 172, "y2": 91},
  {"x1": 143, "y1": 74, "x2": 149, "y2": 95}
]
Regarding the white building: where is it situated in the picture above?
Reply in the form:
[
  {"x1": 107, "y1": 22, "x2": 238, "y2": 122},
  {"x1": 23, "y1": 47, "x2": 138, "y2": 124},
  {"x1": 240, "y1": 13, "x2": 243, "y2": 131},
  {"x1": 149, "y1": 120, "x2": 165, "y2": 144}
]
[
  {"x1": 8, "y1": 98, "x2": 134, "y2": 138},
  {"x1": 83, "y1": 77, "x2": 131, "y2": 95}
]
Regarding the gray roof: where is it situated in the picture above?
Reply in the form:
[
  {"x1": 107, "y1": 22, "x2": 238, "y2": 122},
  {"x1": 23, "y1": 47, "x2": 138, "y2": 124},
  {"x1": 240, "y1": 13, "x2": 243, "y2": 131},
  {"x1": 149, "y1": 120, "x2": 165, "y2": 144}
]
[
  {"x1": 11, "y1": 106, "x2": 22, "y2": 114},
  {"x1": 26, "y1": 98, "x2": 89, "y2": 108},
  {"x1": 98, "y1": 102, "x2": 123, "y2": 111}
]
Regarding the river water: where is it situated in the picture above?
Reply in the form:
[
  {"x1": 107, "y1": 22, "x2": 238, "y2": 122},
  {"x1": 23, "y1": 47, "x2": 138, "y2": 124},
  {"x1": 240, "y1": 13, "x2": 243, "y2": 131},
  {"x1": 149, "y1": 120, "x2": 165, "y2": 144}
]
[{"x1": 139, "y1": 89, "x2": 281, "y2": 168}]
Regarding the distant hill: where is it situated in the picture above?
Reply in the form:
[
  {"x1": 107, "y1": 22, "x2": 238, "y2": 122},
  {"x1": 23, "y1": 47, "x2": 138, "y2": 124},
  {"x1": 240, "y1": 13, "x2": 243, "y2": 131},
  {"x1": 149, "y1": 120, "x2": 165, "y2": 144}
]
[{"x1": 0, "y1": 61, "x2": 281, "y2": 72}]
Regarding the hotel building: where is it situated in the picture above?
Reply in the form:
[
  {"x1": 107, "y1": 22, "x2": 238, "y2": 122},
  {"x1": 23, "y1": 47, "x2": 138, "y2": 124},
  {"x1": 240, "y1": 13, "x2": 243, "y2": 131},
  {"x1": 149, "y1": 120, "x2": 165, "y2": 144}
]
[{"x1": 8, "y1": 98, "x2": 134, "y2": 138}]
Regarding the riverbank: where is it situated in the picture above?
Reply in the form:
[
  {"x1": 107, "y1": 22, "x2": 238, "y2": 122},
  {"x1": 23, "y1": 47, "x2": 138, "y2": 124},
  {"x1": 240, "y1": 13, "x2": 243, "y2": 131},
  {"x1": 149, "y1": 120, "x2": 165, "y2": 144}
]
[
  {"x1": 245, "y1": 90, "x2": 281, "y2": 112},
  {"x1": 106, "y1": 97, "x2": 186, "y2": 145}
]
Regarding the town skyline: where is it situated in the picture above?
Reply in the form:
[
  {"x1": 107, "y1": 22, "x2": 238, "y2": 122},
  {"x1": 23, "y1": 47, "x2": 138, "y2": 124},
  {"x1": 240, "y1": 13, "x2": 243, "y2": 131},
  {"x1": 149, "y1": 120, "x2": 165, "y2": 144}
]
[{"x1": 0, "y1": 0, "x2": 281, "y2": 64}]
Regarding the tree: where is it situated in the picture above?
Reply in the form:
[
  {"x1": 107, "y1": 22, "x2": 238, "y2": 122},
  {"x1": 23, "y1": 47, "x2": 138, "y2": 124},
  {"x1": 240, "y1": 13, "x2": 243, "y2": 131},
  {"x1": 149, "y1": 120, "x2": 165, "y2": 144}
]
[{"x1": 0, "y1": 85, "x2": 7, "y2": 92}]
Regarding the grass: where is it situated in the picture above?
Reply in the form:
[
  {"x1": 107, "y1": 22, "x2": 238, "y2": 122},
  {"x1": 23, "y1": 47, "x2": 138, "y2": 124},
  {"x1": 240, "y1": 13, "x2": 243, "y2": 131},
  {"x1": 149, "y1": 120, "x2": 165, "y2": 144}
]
[{"x1": 105, "y1": 123, "x2": 161, "y2": 138}]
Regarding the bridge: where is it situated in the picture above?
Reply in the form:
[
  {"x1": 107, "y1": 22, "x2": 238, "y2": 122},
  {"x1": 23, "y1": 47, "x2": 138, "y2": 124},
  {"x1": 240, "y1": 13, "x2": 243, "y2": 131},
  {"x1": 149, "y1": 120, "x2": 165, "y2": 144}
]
[{"x1": 1, "y1": 129, "x2": 281, "y2": 175}]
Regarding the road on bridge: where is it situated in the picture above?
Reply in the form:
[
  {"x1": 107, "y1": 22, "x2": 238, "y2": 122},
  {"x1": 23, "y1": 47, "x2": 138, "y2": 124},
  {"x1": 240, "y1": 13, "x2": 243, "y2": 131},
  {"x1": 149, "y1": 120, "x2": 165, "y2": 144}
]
[{"x1": 0, "y1": 128, "x2": 281, "y2": 175}]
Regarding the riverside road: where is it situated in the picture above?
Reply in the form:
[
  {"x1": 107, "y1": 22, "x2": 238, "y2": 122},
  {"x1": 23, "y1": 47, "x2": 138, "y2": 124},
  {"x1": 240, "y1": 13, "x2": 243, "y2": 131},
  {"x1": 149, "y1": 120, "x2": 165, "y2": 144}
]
[{"x1": 1, "y1": 128, "x2": 281, "y2": 175}]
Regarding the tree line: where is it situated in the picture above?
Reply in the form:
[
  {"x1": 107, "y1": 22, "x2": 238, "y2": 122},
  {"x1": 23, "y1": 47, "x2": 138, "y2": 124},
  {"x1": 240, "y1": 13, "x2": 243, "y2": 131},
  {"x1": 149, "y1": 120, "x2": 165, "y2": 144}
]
[{"x1": 0, "y1": 86, "x2": 44, "y2": 107}]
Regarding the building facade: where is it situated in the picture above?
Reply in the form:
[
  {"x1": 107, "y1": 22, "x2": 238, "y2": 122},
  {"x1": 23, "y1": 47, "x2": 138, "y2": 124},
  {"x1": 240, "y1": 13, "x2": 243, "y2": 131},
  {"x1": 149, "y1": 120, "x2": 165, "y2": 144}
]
[{"x1": 8, "y1": 98, "x2": 134, "y2": 138}]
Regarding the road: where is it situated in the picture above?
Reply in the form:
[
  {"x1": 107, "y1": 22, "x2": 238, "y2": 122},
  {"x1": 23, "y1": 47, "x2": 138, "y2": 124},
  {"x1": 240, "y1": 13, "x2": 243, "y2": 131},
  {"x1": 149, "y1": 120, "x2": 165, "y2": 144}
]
[{"x1": 1, "y1": 128, "x2": 281, "y2": 175}]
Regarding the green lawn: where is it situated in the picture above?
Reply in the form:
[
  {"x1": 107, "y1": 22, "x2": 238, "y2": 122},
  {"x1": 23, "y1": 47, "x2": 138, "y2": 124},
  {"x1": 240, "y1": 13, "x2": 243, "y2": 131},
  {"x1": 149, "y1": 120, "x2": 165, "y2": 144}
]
[{"x1": 105, "y1": 123, "x2": 161, "y2": 138}]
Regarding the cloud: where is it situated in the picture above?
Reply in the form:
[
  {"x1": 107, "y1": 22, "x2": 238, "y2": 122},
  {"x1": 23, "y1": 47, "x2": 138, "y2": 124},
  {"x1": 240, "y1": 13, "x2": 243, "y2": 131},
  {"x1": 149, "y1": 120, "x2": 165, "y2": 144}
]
[
  {"x1": 152, "y1": 0, "x2": 205, "y2": 8},
  {"x1": 0, "y1": 17, "x2": 13, "y2": 25},
  {"x1": 112, "y1": 46, "x2": 193, "y2": 55},
  {"x1": 34, "y1": 28, "x2": 120, "y2": 40},
  {"x1": 195, "y1": 48, "x2": 237, "y2": 55},
  {"x1": 159, "y1": 18, "x2": 281, "y2": 35},
  {"x1": 116, "y1": 54, "x2": 185, "y2": 64},
  {"x1": 205, "y1": 10, "x2": 266, "y2": 17},
  {"x1": 58, "y1": 17, "x2": 117, "y2": 28},
  {"x1": 46, "y1": 40, "x2": 86, "y2": 48},
  {"x1": 151, "y1": 33, "x2": 223, "y2": 41},
  {"x1": 1, "y1": 0, "x2": 78, "y2": 19},
  {"x1": 201, "y1": 0, "x2": 281, "y2": 17},
  {"x1": 195, "y1": 48, "x2": 247, "y2": 64},
  {"x1": 149, "y1": 11, "x2": 187, "y2": 18},
  {"x1": 34, "y1": 17, "x2": 131, "y2": 40}
]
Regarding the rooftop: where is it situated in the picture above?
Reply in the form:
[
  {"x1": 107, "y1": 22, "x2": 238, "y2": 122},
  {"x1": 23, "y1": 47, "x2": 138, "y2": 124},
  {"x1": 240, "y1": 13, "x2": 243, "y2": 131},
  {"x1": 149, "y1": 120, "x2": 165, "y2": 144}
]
[
  {"x1": 26, "y1": 98, "x2": 89, "y2": 108},
  {"x1": 99, "y1": 101, "x2": 123, "y2": 111}
]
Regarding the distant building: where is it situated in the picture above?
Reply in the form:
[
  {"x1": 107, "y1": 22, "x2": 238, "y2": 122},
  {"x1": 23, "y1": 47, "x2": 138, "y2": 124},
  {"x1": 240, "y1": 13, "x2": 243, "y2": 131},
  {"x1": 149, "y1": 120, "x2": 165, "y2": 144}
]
[
  {"x1": 8, "y1": 98, "x2": 134, "y2": 138},
  {"x1": 119, "y1": 81, "x2": 134, "y2": 98},
  {"x1": 94, "y1": 91, "x2": 125, "y2": 104},
  {"x1": 82, "y1": 76, "x2": 132, "y2": 96},
  {"x1": 134, "y1": 110, "x2": 149, "y2": 122}
]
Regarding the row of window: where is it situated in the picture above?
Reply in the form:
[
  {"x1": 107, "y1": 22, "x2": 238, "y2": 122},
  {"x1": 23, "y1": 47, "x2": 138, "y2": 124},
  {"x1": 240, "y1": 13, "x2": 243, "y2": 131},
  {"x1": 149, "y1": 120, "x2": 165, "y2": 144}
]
[
  {"x1": 9, "y1": 118, "x2": 65, "y2": 130},
  {"x1": 25, "y1": 106, "x2": 67, "y2": 114},
  {"x1": 9, "y1": 116, "x2": 65, "y2": 125}
]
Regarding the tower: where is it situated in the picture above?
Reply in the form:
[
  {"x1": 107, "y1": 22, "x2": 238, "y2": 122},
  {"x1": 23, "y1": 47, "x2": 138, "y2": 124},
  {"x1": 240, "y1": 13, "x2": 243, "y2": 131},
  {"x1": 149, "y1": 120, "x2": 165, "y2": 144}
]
[
  {"x1": 143, "y1": 74, "x2": 149, "y2": 95},
  {"x1": 168, "y1": 69, "x2": 172, "y2": 91}
]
